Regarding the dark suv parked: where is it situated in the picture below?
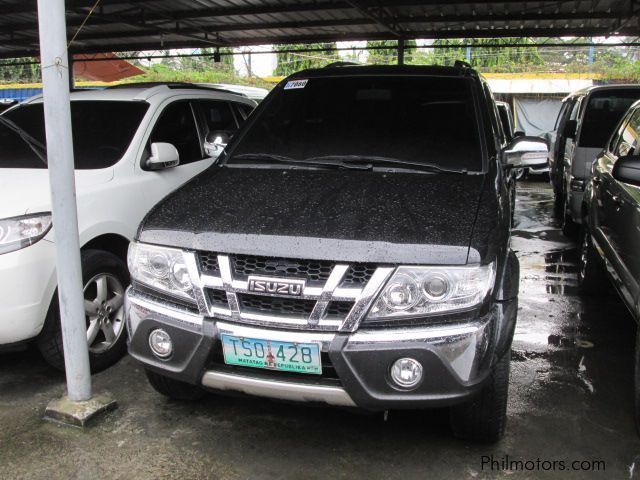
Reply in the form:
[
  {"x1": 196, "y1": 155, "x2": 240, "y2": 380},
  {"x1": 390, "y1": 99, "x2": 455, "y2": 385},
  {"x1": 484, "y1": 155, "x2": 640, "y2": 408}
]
[
  {"x1": 124, "y1": 64, "x2": 548, "y2": 442},
  {"x1": 548, "y1": 85, "x2": 640, "y2": 236},
  {"x1": 579, "y1": 99, "x2": 640, "y2": 428}
]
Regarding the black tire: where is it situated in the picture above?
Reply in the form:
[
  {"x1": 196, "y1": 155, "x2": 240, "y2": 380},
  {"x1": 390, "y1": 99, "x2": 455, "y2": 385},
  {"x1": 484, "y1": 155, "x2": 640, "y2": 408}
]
[
  {"x1": 577, "y1": 226, "x2": 607, "y2": 295},
  {"x1": 450, "y1": 351, "x2": 510, "y2": 443},
  {"x1": 37, "y1": 249, "x2": 129, "y2": 372},
  {"x1": 145, "y1": 369, "x2": 204, "y2": 400},
  {"x1": 561, "y1": 197, "x2": 579, "y2": 238},
  {"x1": 635, "y1": 327, "x2": 640, "y2": 437}
]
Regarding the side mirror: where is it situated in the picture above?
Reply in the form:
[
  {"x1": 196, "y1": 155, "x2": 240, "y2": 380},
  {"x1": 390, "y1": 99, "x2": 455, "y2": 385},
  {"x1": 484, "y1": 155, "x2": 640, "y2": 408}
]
[
  {"x1": 563, "y1": 119, "x2": 577, "y2": 139},
  {"x1": 513, "y1": 131, "x2": 525, "y2": 138},
  {"x1": 146, "y1": 142, "x2": 179, "y2": 170},
  {"x1": 503, "y1": 136, "x2": 549, "y2": 169},
  {"x1": 204, "y1": 130, "x2": 231, "y2": 159},
  {"x1": 612, "y1": 155, "x2": 640, "y2": 187}
]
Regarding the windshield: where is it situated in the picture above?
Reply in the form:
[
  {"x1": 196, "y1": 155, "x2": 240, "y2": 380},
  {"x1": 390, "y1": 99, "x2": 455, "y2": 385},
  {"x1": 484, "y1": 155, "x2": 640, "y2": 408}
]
[
  {"x1": 228, "y1": 75, "x2": 483, "y2": 172},
  {"x1": 579, "y1": 89, "x2": 640, "y2": 148},
  {"x1": 0, "y1": 100, "x2": 149, "y2": 169}
]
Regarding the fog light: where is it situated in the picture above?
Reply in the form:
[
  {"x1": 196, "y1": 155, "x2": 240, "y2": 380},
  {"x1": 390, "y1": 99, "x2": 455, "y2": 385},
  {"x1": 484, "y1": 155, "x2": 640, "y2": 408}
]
[
  {"x1": 149, "y1": 329, "x2": 172, "y2": 358},
  {"x1": 390, "y1": 357, "x2": 423, "y2": 388}
]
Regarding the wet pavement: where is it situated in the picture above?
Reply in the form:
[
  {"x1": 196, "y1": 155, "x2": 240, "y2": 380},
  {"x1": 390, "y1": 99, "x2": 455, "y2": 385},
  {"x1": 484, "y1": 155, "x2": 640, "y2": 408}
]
[{"x1": 1, "y1": 181, "x2": 639, "y2": 479}]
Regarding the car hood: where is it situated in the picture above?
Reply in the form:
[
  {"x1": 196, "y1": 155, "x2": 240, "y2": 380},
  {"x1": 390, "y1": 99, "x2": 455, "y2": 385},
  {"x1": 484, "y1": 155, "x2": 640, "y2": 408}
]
[
  {"x1": 0, "y1": 168, "x2": 114, "y2": 219},
  {"x1": 138, "y1": 166, "x2": 487, "y2": 265}
]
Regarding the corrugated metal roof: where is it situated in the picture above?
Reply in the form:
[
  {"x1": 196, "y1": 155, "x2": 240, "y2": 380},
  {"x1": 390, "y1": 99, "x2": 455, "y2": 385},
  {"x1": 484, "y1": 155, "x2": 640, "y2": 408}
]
[{"x1": 0, "y1": 0, "x2": 638, "y2": 59}]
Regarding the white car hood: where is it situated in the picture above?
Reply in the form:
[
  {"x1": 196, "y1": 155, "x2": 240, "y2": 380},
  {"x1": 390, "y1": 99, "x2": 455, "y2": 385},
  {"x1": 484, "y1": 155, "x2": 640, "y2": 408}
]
[{"x1": 0, "y1": 168, "x2": 114, "y2": 219}]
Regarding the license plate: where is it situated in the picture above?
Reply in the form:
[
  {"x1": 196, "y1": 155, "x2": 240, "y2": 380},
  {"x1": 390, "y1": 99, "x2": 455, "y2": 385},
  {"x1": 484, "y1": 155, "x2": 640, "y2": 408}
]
[{"x1": 221, "y1": 335, "x2": 322, "y2": 375}]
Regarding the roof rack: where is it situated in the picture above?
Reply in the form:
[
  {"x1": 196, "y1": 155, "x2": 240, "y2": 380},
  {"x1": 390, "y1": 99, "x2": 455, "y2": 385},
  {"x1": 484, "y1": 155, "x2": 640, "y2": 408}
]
[
  {"x1": 105, "y1": 82, "x2": 248, "y2": 97},
  {"x1": 323, "y1": 61, "x2": 360, "y2": 68},
  {"x1": 453, "y1": 60, "x2": 472, "y2": 70}
]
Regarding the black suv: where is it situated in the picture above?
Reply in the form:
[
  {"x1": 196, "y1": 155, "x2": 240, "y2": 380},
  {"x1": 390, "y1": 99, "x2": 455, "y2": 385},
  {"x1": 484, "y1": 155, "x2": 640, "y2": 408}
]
[
  {"x1": 578, "y1": 99, "x2": 640, "y2": 427},
  {"x1": 124, "y1": 65, "x2": 548, "y2": 442}
]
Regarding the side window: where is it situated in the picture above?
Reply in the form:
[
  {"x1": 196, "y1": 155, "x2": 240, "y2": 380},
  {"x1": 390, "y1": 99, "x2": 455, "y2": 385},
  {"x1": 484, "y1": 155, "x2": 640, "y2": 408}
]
[
  {"x1": 483, "y1": 84, "x2": 505, "y2": 146},
  {"x1": 148, "y1": 101, "x2": 202, "y2": 166},
  {"x1": 569, "y1": 98, "x2": 581, "y2": 121},
  {"x1": 615, "y1": 109, "x2": 640, "y2": 158},
  {"x1": 554, "y1": 101, "x2": 570, "y2": 130},
  {"x1": 234, "y1": 102, "x2": 254, "y2": 121},
  {"x1": 196, "y1": 100, "x2": 238, "y2": 136}
]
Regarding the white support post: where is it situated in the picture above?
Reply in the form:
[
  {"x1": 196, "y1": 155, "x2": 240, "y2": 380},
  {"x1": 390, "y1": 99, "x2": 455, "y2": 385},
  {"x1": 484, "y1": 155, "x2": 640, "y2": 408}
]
[{"x1": 37, "y1": 0, "x2": 91, "y2": 402}]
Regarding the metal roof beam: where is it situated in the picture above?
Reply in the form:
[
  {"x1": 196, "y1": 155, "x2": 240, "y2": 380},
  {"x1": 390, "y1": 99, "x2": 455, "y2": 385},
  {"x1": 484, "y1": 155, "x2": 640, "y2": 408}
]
[{"x1": 343, "y1": 1, "x2": 404, "y2": 36}]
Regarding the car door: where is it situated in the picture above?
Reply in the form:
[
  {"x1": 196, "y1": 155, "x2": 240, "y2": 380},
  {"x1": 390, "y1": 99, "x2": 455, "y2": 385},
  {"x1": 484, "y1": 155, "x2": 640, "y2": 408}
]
[
  {"x1": 602, "y1": 107, "x2": 640, "y2": 308},
  {"x1": 562, "y1": 97, "x2": 583, "y2": 190},
  {"x1": 137, "y1": 99, "x2": 215, "y2": 208},
  {"x1": 550, "y1": 97, "x2": 575, "y2": 190}
]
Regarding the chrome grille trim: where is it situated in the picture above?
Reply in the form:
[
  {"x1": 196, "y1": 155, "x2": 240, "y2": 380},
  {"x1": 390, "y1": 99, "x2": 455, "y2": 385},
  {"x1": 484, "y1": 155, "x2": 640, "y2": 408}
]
[{"x1": 193, "y1": 252, "x2": 395, "y2": 331}]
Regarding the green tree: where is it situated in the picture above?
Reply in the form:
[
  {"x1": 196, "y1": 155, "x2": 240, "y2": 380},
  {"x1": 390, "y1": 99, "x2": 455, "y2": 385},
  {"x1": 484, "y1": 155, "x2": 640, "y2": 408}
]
[
  {"x1": 274, "y1": 43, "x2": 338, "y2": 76},
  {"x1": 0, "y1": 58, "x2": 40, "y2": 83},
  {"x1": 366, "y1": 40, "x2": 417, "y2": 64},
  {"x1": 411, "y1": 38, "x2": 543, "y2": 71}
]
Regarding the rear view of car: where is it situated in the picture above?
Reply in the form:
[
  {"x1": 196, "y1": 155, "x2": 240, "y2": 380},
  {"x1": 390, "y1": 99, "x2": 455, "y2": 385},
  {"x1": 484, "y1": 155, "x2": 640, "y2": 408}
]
[{"x1": 555, "y1": 85, "x2": 640, "y2": 235}]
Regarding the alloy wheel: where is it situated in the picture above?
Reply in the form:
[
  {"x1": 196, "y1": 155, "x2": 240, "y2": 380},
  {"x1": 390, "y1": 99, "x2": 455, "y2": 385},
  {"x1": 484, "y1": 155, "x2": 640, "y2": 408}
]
[{"x1": 83, "y1": 273, "x2": 125, "y2": 354}]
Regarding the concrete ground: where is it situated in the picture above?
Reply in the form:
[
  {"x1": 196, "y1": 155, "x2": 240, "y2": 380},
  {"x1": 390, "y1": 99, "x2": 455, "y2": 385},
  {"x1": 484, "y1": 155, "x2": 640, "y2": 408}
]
[{"x1": 1, "y1": 181, "x2": 639, "y2": 479}]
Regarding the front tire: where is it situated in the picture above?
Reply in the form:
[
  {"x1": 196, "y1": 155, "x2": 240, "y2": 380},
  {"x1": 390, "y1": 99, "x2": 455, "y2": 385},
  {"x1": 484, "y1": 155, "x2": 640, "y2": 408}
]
[
  {"x1": 145, "y1": 369, "x2": 204, "y2": 400},
  {"x1": 562, "y1": 196, "x2": 579, "y2": 238},
  {"x1": 37, "y1": 249, "x2": 129, "y2": 372},
  {"x1": 577, "y1": 227, "x2": 607, "y2": 295},
  {"x1": 450, "y1": 351, "x2": 510, "y2": 443},
  {"x1": 635, "y1": 328, "x2": 640, "y2": 436}
]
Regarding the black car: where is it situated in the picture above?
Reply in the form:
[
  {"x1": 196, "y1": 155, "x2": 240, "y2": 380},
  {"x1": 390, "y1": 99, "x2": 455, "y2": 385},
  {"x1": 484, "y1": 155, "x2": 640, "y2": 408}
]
[
  {"x1": 124, "y1": 64, "x2": 548, "y2": 442},
  {"x1": 579, "y1": 99, "x2": 640, "y2": 428},
  {"x1": 548, "y1": 85, "x2": 640, "y2": 236}
]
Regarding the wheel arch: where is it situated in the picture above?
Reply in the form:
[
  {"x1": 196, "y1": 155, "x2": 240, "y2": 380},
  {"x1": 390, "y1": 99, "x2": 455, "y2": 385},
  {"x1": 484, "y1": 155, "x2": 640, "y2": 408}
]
[{"x1": 82, "y1": 233, "x2": 130, "y2": 262}]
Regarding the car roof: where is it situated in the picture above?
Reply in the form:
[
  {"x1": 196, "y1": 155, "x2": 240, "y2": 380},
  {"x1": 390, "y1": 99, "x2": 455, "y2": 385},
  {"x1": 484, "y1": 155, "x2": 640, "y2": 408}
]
[
  {"x1": 563, "y1": 84, "x2": 640, "y2": 101},
  {"x1": 22, "y1": 84, "x2": 255, "y2": 105},
  {"x1": 286, "y1": 63, "x2": 478, "y2": 80}
]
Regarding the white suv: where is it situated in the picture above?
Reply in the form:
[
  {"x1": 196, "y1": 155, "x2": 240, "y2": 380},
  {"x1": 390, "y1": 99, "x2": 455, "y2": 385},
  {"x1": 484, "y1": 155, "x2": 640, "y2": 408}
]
[{"x1": 0, "y1": 84, "x2": 256, "y2": 370}]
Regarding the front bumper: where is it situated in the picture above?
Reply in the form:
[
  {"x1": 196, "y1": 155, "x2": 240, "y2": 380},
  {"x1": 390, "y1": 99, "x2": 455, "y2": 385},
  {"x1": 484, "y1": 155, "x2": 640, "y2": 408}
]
[
  {"x1": 126, "y1": 288, "x2": 517, "y2": 410},
  {"x1": 0, "y1": 239, "x2": 57, "y2": 344}
]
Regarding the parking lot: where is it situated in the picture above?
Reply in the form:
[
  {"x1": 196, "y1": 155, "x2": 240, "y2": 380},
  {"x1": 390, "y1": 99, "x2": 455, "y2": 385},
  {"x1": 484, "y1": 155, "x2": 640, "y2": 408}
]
[{"x1": 0, "y1": 181, "x2": 637, "y2": 479}]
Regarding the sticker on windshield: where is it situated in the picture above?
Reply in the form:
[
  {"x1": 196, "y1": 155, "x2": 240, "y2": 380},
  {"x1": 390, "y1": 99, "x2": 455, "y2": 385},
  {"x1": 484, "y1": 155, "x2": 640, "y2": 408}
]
[{"x1": 284, "y1": 79, "x2": 308, "y2": 90}]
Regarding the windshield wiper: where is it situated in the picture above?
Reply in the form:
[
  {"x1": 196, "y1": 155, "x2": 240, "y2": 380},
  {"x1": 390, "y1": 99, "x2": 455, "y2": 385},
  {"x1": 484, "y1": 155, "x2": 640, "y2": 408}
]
[
  {"x1": 0, "y1": 115, "x2": 47, "y2": 166},
  {"x1": 230, "y1": 153, "x2": 372, "y2": 170},
  {"x1": 231, "y1": 153, "x2": 469, "y2": 174},
  {"x1": 305, "y1": 155, "x2": 468, "y2": 174}
]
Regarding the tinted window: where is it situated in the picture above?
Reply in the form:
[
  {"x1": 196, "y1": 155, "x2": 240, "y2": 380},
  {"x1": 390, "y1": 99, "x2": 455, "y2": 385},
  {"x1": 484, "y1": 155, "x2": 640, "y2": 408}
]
[
  {"x1": 2, "y1": 101, "x2": 148, "y2": 169},
  {"x1": 554, "y1": 101, "x2": 570, "y2": 130},
  {"x1": 149, "y1": 101, "x2": 202, "y2": 165},
  {"x1": 579, "y1": 90, "x2": 640, "y2": 148},
  {"x1": 615, "y1": 108, "x2": 640, "y2": 157},
  {"x1": 497, "y1": 104, "x2": 513, "y2": 140},
  {"x1": 0, "y1": 124, "x2": 45, "y2": 169},
  {"x1": 229, "y1": 76, "x2": 482, "y2": 172},
  {"x1": 234, "y1": 102, "x2": 254, "y2": 120},
  {"x1": 197, "y1": 100, "x2": 237, "y2": 134}
]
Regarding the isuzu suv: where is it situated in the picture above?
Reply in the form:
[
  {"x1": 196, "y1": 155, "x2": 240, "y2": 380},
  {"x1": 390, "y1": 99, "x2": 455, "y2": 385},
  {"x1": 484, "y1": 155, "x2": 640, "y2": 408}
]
[{"x1": 125, "y1": 64, "x2": 548, "y2": 442}]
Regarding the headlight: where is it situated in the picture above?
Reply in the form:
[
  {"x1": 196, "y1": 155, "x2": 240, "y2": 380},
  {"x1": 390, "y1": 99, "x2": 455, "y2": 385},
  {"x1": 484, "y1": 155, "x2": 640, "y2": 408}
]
[
  {"x1": 366, "y1": 263, "x2": 496, "y2": 321},
  {"x1": 128, "y1": 242, "x2": 196, "y2": 301},
  {"x1": 0, "y1": 212, "x2": 52, "y2": 255}
]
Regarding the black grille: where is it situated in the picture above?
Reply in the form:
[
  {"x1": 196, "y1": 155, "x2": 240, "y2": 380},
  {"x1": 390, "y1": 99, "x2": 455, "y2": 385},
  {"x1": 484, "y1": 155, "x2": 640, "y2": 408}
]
[
  {"x1": 326, "y1": 301, "x2": 355, "y2": 316},
  {"x1": 232, "y1": 254, "x2": 334, "y2": 282},
  {"x1": 208, "y1": 289, "x2": 228, "y2": 307},
  {"x1": 238, "y1": 293, "x2": 316, "y2": 316},
  {"x1": 199, "y1": 252, "x2": 220, "y2": 274},
  {"x1": 342, "y1": 264, "x2": 377, "y2": 286},
  {"x1": 200, "y1": 251, "x2": 378, "y2": 286}
]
